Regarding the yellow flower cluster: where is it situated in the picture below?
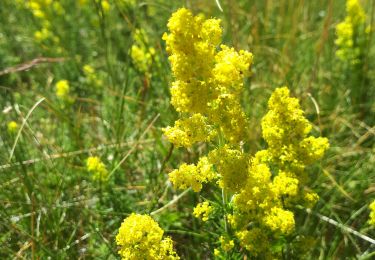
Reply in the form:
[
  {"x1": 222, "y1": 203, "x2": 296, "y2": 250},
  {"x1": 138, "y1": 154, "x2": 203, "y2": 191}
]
[
  {"x1": 55, "y1": 80, "x2": 70, "y2": 99},
  {"x1": 169, "y1": 157, "x2": 215, "y2": 192},
  {"x1": 231, "y1": 87, "x2": 329, "y2": 256},
  {"x1": 7, "y1": 121, "x2": 19, "y2": 134},
  {"x1": 369, "y1": 200, "x2": 375, "y2": 226},
  {"x1": 193, "y1": 201, "x2": 213, "y2": 221},
  {"x1": 101, "y1": 0, "x2": 110, "y2": 12},
  {"x1": 163, "y1": 8, "x2": 253, "y2": 192},
  {"x1": 116, "y1": 214, "x2": 179, "y2": 259},
  {"x1": 55, "y1": 79, "x2": 75, "y2": 104},
  {"x1": 25, "y1": 0, "x2": 63, "y2": 48},
  {"x1": 86, "y1": 156, "x2": 108, "y2": 181},
  {"x1": 163, "y1": 9, "x2": 329, "y2": 257},
  {"x1": 261, "y1": 87, "x2": 329, "y2": 172},
  {"x1": 208, "y1": 145, "x2": 249, "y2": 192},
  {"x1": 83, "y1": 65, "x2": 103, "y2": 89},
  {"x1": 163, "y1": 114, "x2": 215, "y2": 148},
  {"x1": 130, "y1": 29, "x2": 156, "y2": 73},
  {"x1": 219, "y1": 235, "x2": 234, "y2": 252},
  {"x1": 235, "y1": 228, "x2": 270, "y2": 257},
  {"x1": 335, "y1": 0, "x2": 367, "y2": 63}
]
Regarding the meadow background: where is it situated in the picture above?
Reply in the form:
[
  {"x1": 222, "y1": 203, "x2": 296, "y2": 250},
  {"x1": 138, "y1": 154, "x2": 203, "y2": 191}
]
[{"x1": 0, "y1": 0, "x2": 374, "y2": 258}]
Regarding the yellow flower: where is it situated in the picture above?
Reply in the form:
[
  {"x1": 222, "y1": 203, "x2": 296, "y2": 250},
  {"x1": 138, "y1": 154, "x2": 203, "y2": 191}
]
[
  {"x1": 236, "y1": 228, "x2": 270, "y2": 256},
  {"x1": 271, "y1": 171, "x2": 299, "y2": 197},
  {"x1": 163, "y1": 9, "x2": 329, "y2": 257},
  {"x1": 208, "y1": 145, "x2": 249, "y2": 191},
  {"x1": 335, "y1": 0, "x2": 367, "y2": 63},
  {"x1": 34, "y1": 28, "x2": 51, "y2": 42},
  {"x1": 7, "y1": 121, "x2": 19, "y2": 134},
  {"x1": 193, "y1": 201, "x2": 213, "y2": 221},
  {"x1": 346, "y1": 0, "x2": 365, "y2": 24},
  {"x1": 130, "y1": 29, "x2": 156, "y2": 73},
  {"x1": 169, "y1": 157, "x2": 216, "y2": 192},
  {"x1": 163, "y1": 113, "x2": 215, "y2": 148},
  {"x1": 369, "y1": 200, "x2": 375, "y2": 226},
  {"x1": 83, "y1": 64, "x2": 103, "y2": 88},
  {"x1": 86, "y1": 156, "x2": 108, "y2": 181},
  {"x1": 303, "y1": 191, "x2": 320, "y2": 208},
  {"x1": 263, "y1": 207, "x2": 295, "y2": 234},
  {"x1": 230, "y1": 87, "x2": 328, "y2": 255},
  {"x1": 261, "y1": 87, "x2": 329, "y2": 171},
  {"x1": 83, "y1": 64, "x2": 95, "y2": 75},
  {"x1": 55, "y1": 80, "x2": 70, "y2": 100},
  {"x1": 101, "y1": 0, "x2": 110, "y2": 12},
  {"x1": 219, "y1": 236, "x2": 234, "y2": 252},
  {"x1": 116, "y1": 214, "x2": 179, "y2": 259}
]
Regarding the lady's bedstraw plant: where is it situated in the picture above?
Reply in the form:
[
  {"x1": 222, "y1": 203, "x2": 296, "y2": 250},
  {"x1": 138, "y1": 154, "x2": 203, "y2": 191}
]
[
  {"x1": 335, "y1": 0, "x2": 372, "y2": 117},
  {"x1": 335, "y1": 0, "x2": 369, "y2": 65},
  {"x1": 163, "y1": 8, "x2": 329, "y2": 257}
]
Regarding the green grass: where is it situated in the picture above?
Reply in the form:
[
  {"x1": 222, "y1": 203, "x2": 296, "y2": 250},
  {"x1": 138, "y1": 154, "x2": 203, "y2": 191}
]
[{"x1": 0, "y1": 0, "x2": 374, "y2": 258}]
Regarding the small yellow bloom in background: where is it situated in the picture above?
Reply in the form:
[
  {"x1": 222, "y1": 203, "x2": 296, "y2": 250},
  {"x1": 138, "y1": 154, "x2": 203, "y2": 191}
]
[
  {"x1": 55, "y1": 80, "x2": 70, "y2": 100},
  {"x1": 193, "y1": 201, "x2": 213, "y2": 221},
  {"x1": 116, "y1": 213, "x2": 179, "y2": 259},
  {"x1": 83, "y1": 64, "x2": 95, "y2": 75},
  {"x1": 34, "y1": 28, "x2": 51, "y2": 42},
  {"x1": 86, "y1": 156, "x2": 108, "y2": 181},
  {"x1": 335, "y1": 0, "x2": 367, "y2": 63},
  {"x1": 101, "y1": 0, "x2": 110, "y2": 12},
  {"x1": 83, "y1": 64, "x2": 103, "y2": 88},
  {"x1": 369, "y1": 200, "x2": 375, "y2": 226},
  {"x1": 7, "y1": 121, "x2": 19, "y2": 134},
  {"x1": 130, "y1": 29, "x2": 157, "y2": 73},
  {"x1": 303, "y1": 191, "x2": 320, "y2": 208},
  {"x1": 219, "y1": 236, "x2": 234, "y2": 252},
  {"x1": 78, "y1": 0, "x2": 88, "y2": 5}
]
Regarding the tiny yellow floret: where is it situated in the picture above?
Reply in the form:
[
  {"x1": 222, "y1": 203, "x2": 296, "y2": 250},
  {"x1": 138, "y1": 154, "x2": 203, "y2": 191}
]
[
  {"x1": 55, "y1": 80, "x2": 70, "y2": 100},
  {"x1": 369, "y1": 200, "x2": 375, "y2": 226},
  {"x1": 7, "y1": 121, "x2": 19, "y2": 134},
  {"x1": 86, "y1": 156, "x2": 108, "y2": 181},
  {"x1": 193, "y1": 201, "x2": 213, "y2": 221}
]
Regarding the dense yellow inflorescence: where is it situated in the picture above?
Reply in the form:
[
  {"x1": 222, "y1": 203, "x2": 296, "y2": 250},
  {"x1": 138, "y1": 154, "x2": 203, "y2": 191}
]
[
  {"x1": 163, "y1": 8, "x2": 253, "y2": 193},
  {"x1": 163, "y1": 8, "x2": 329, "y2": 257},
  {"x1": 335, "y1": 0, "x2": 368, "y2": 63},
  {"x1": 116, "y1": 214, "x2": 179, "y2": 260},
  {"x1": 369, "y1": 200, "x2": 375, "y2": 226},
  {"x1": 208, "y1": 145, "x2": 249, "y2": 192},
  {"x1": 163, "y1": 114, "x2": 215, "y2": 148},
  {"x1": 231, "y1": 87, "x2": 329, "y2": 255},
  {"x1": 169, "y1": 157, "x2": 215, "y2": 192},
  {"x1": 86, "y1": 156, "x2": 108, "y2": 181},
  {"x1": 193, "y1": 201, "x2": 213, "y2": 221}
]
